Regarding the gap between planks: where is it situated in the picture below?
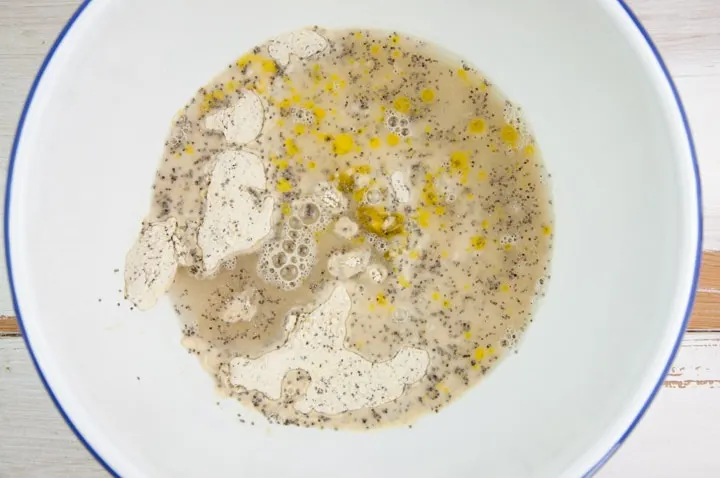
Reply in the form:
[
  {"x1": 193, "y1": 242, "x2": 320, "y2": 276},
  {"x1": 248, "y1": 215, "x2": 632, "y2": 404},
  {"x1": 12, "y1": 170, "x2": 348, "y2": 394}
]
[{"x1": 1, "y1": 251, "x2": 719, "y2": 337}]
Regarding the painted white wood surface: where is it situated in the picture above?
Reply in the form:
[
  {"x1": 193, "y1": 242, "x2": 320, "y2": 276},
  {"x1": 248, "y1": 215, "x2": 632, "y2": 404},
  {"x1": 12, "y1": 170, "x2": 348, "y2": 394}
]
[
  {"x1": 3, "y1": 334, "x2": 720, "y2": 477},
  {"x1": 0, "y1": 0, "x2": 719, "y2": 476}
]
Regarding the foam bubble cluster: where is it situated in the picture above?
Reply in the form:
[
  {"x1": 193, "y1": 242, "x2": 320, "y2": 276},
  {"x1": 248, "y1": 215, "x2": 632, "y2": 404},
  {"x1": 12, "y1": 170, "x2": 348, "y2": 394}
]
[
  {"x1": 258, "y1": 222, "x2": 317, "y2": 291},
  {"x1": 384, "y1": 109, "x2": 412, "y2": 138},
  {"x1": 258, "y1": 184, "x2": 347, "y2": 290}
]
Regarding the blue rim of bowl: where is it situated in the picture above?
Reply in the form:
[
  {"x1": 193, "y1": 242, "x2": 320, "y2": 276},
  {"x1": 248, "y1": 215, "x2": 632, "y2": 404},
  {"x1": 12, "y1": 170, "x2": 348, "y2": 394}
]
[{"x1": 3, "y1": 0, "x2": 702, "y2": 476}]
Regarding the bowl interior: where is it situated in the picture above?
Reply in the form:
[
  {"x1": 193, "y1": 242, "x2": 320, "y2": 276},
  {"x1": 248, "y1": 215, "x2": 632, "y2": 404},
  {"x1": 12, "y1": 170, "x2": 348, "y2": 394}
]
[{"x1": 7, "y1": 0, "x2": 700, "y2": 476}]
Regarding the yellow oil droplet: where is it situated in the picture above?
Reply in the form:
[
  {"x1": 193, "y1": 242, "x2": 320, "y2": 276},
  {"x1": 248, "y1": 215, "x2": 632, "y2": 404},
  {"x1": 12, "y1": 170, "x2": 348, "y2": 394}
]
[
  {"x1": 336, "y1": 170, "x2": 355, "y2": 193},
  {"x1": 386, "y1": 133, "x2": 401, "y2": 146},
  {"x1": 391, "y1": 49, "x2": 401, "y2": 59},
  {"x1": 457, "y1": 68, "x2": 469, "y2": 81},
  {"x1": 488, "y1": 347, "x2": 496, "y2": 355},
  {"x1": 436, "y1": 382, "x2": 450, "y2": 394},
  {"x1": 352, "y1": 187, "x2": 367, "y2": 203},
  {"x1": 442, "y1": 299, "x2": 451, "y2": 308},
  {"x1": 369, "y1": 137, "x2": 381, "y2": 149},
  {"x1": 500, "y1": 283, "x2": 510, "y2": 293},
  {"x1": 440, "y1": 250, "x2": 449, "y2": 258},
  {"x1": 391, "y1": 34, "x2": 400, "y2": 44},
  {"x1": 357, "y1": 205, "x2": 405, "y2": 237},
  {"x1": 293, "y1": 124, "x2": 306, "y2": 135},
  {"x1": 276, "y1": 178, "x2": 292, "y2": 193},
  {"x1": 463, "y1": 331, "x2": 472, "y2": 339},
  {"x1": 398, "y1": 275, "x2": 411, "y2": 288},
  {"x1": 333, "y1": 133, "x2": 355, "y2": 156},
  {"x1": 501, "y1": 124, "x2": 519, "y2": 147},
  {"x1": 409, "y1": 249, "x2": 420, "y2": 260},
  {"x1": 542, "y1": 225, "x2": 552, "y2": 235},
  {"x1": 471, "y1": 236, "x2": 487, "y2": 251},
  {"x1": 393, "y1": 96, "x2": 412, "y2": 114},
  {"x1": 503, "y1": 243, "x2": 513, "y2": 251},
  {"x1": 481, "y1": 219, "x2": 489, "y2": 229},
  {"x1": 225, "y1": 80, "x2": 237, "y2": 93},
  {"x1": 307, "y1": 160, "x2": 317, "y2": 170},
  {"x1": 355, "y1": 164, "x2": 372, "y2": 174},
  {"x1": 370, "y1": 45, "x2": 381, "y2": 56},
  {"x1": 376, "y1": 293, "x2": 388, "y2": 306},
  {"x1": 449, "y1": 151, "x2": 470, "y2": 172},
  {"x1": 478, "y1": 170, "x2": 488, "y2": 181},
  {"x1": 354, "y1": 31, "x2": 363, "y2": 39},
  {"x1": 184, "y1": 144, "x2": 195, "y2": 154},
  {"x1": 463, "y1": 283, "x2": 471, "y2": 291},
  {"x1": 261, "y1": 58, "x2": 276, "y2": 73},
  {"x1": 313, "y1": 106, "x2": 326, "y2": 121},
  {"x1": 467, "y1": 117, "x2": 486, "y2": 134},
  {"x1": 212, "y1": 90, "x2": 225, "y2": 101},
  {"x1": 285, "y1": 138, "x2": 300, "y2": 156},
  {"x1": 431, "y1": 291, "x2": 441, "y2": 301},
  {"x1": 414, "y1": 208, "x2": 431, "y2": 228},
  {"x1": 280, "y1": 202, "x2": 292, "y2": 216},
  {"x1": 474, "y1": 347, "x2": 486, "y2": 361},
  {"x1": 524, "y1": 144, "x2": 535, "y2": 157},
  {"x1": 236, "y1": 54, "x2": 277, "y2": 75},
  {"x1": 276, "y1": 159, "x2": 289, "y2": 170},
  {"x1": 174, "y1": 152, "x2": 181, "y2": 159},
  {"x1": 420, "y1": 88, "x2": 435, "y2": 103}
]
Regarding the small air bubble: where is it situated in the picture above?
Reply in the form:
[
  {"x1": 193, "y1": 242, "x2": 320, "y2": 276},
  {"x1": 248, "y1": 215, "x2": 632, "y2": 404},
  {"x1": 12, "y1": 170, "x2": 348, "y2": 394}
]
[
  {"x1": 300, "y1": 203, "x2": 320, "y2": 225},
  {"x1": 366, "y1": 189, "x2": 382, "y2": 204},
  {"x1": 280, "y1": 264, "x2": 299, "y2": 281},
  {"x1": 283, "y1": 240, "x2": 296, "y2": 253},
  {"x1": 289, "y1": 216, "x2": 303, "y2": 229},
  {"x1": 272, "y1": 252, "x2": 287, "y2": 268}
]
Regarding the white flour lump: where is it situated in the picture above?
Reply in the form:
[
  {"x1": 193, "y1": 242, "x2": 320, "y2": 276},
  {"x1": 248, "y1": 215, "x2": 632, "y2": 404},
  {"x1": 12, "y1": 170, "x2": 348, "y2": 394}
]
[
  {"x1": 204, "y1": 89, "x2": 264, "y2": 145},
  {"x1": 268, "y1": 30, "x2": 329, "y2": 68},
  {"x1": 124, "y1": 218, "x2": 178, "y2": 310},
  {"x1": 198, "y1": 149, "x2": 275, "y2": 275},
  {"x1": 230, "y1": 285, "x2": 430, "y2": 414}
]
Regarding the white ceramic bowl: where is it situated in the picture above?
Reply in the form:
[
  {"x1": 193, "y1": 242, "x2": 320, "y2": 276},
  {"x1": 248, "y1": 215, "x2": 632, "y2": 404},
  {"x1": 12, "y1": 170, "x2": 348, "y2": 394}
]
[{"x1": 5, "y1": 0, "x2": 702, "y2": 476}]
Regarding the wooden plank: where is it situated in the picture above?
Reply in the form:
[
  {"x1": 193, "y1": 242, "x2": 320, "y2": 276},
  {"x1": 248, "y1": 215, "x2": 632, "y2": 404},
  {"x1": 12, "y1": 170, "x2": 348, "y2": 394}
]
[{"x1": 0, "y1": 316, "x2": 20, "y2": 336}]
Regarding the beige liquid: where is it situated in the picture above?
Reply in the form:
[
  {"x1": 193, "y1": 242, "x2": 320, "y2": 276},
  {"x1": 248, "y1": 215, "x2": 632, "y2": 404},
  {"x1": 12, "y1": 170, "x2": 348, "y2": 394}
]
[{"x1": 151, "y1": 28, "x2": 553, "y2": 429}]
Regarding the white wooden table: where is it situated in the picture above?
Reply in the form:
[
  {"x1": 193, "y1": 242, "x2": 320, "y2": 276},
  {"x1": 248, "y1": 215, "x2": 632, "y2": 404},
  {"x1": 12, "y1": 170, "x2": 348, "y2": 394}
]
[{"x1": 1, "y1": 1, "x2": 719, "y2": 476}]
